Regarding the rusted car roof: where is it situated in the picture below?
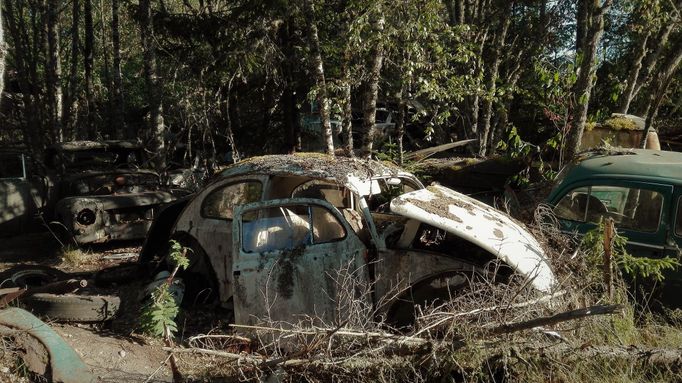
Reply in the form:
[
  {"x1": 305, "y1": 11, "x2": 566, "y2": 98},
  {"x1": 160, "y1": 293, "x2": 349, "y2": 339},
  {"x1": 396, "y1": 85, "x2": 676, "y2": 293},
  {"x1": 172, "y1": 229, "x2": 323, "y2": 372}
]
[{"x1": 219, "y1": 153, "x2": 410, "y2": 192}]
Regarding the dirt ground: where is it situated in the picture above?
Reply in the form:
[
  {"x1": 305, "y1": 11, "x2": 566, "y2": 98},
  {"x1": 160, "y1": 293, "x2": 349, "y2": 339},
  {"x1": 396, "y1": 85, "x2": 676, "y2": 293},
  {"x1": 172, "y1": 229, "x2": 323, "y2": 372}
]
[{"x1": 0, "y1": 233, "x2": 188, "y2": 382}]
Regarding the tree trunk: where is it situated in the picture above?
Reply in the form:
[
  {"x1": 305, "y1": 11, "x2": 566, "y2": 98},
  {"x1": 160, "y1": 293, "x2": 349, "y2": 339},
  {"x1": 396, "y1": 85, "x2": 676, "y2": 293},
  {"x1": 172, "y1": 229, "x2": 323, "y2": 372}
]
[
  {"x1": 618, "y1": 30, "x2": 650, "y2": 114},
  {"x1": 564, "y1": 0, "x2": 612, "y2": 161},
  {"x1": 340, "y1": 34, "x2": 354, "y2": 156},
  {"x1": 642, "y1": 38, "x2": 682, "y2": 144},
  {"x1": 478, "y1": 5, "x2": 511, "y2": 156},
  {"x1": 4, "y1": 2, "x2": 42, "y2": 151},
  {"x1": 99, "y1": 0, "x2": 112, "y2": 138},
  {"x1": 632, "y1": 22, "x2": 675, "y2": 105},
  {"x1": 140, "y1": 0, "x2": 166, "y2": 171},
  {"x1": 84, "y1": 0, "x2": 95, "y2": 139},
  {"x1": 303, "y1": 0, "x2": 334, "y2": 155},
  {"x1": 46, "y1": 0, "x2": 63, "y2": 142},
  {"x1": 360, "y1": 11, "x2": 385, "y2": 158},
  {"x1": 0, "y1": 3, "x2": 6, "y2": 98},
  {"x1": 112, "y1": 0, "x2": 126, "y2": 138},
  {"x1": 62, "y1": 0, "x2": 79, "y2": 139}
]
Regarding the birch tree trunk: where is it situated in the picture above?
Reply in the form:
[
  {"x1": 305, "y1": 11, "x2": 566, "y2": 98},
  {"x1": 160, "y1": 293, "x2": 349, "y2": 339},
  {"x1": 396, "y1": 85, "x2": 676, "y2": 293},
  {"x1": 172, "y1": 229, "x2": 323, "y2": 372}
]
[
  {"x1": 564, "y1": 0, "x2": 612, "y2": 161},
  {"x1": 303, "y1": 0, "x2": 334, "y2": 155},
  {"x1": 112, "y1": 0, "x2": 126, "y2": 138},
  {"x1": 84, "y1": 0, "x2": 95, "y2": 139},
  {"x1": 140, "y1": 0, "x2": 166, "y2": 171},
  {"x1": 360, "y1": 11, "x2": 385, "y2": 158}
]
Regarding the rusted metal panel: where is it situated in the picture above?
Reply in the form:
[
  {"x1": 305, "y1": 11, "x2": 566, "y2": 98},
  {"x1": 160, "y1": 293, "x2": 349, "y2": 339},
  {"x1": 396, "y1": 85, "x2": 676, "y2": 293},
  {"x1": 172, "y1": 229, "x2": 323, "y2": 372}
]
[
  {"x1": 391, "y1": 184, "x2": 557, "y2": 292},
  {"x1": 0, "y1": 308, "x2": 95, "y2": 383},
  {"x1": 231, "y1": 198, "x2": 368, "y2": 325}
]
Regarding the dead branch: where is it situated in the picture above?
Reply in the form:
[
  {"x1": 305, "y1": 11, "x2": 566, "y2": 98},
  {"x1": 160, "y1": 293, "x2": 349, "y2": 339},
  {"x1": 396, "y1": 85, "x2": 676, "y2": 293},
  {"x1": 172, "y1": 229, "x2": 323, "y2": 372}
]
[{"x1": 488, "y1": 304, "x2": 623, "y2": 335}]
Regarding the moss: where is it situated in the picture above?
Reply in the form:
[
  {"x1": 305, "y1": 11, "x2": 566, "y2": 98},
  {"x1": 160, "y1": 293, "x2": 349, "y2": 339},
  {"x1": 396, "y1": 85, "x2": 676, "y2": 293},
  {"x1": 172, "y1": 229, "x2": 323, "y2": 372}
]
[
  {"x1": 602, "y1": 117, "x2": 640, "y2": 131},
  {"x1": 585, "y1": 121, "x2": 598, "y2": 131}
]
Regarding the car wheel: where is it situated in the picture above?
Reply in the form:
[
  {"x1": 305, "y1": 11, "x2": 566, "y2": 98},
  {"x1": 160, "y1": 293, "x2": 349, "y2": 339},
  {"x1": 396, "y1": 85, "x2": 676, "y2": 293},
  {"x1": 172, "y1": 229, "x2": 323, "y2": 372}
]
[
  {"x1": 0, "y1": 265, "x2": 68, "y2": 289},
  {"x1": 21, "y1": 293, "x2": 121, "y2": 322}
]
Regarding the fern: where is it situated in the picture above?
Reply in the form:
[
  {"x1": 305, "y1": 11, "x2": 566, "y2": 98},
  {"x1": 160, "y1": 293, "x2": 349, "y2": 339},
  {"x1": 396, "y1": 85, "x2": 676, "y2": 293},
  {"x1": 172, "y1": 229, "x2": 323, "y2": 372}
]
[{"x1": 140, "y1": 240, "x2": 190, "y2": 338}]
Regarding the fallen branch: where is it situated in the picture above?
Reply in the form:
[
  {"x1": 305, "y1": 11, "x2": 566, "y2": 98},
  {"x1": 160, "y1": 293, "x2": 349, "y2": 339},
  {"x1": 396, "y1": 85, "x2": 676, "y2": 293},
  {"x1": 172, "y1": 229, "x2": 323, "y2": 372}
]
[
  {"x1": 230, "y1": 323, "x2": 430, "y2": 348},
  {"x1": 488, "y1": 304, "x2": 623, "y2": 335}
]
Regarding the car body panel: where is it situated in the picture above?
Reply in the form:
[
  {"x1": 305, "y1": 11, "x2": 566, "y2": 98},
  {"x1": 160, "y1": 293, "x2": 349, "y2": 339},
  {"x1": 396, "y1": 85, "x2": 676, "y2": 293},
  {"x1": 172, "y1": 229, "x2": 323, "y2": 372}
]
[
  {"x1": 141, "y1": 154, "x2": 557, "y2": 322},
  {"x1": 231, "y1": 198, "x2": 367, "y2": 325},
  {"x1": 547, "y1": 149, "x2": 682, "y2": 306},
  {"x1": 391, "y1": 185, "x2": 556, "y2": 292}
]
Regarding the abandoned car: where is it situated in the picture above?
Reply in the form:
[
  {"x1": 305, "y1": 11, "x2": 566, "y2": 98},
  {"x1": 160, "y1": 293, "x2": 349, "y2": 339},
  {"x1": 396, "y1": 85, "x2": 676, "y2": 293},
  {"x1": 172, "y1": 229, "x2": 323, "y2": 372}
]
[
  {"x1": 48, "y1": 140, "x2": 189, "y2": 244},
  {"x1": 141, "y1": 154, "x2": 557, "y2": 326},
  {"x1": 547, "y1": 149, "x2": 682, "y2": 305},
  {"x1": 0, "y1": 150, "x2": 45, "y2": 235},
  {"x1": 0, "y1": 141, "x2": 185, "y2": 245}
]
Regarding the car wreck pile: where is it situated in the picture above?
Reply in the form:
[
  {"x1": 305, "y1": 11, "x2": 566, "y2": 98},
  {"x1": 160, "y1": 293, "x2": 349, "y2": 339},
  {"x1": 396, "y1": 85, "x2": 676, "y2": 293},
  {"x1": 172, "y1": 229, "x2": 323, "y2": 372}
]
[{"x1": 2, "y1": 152, "x2": 678, "y2": 382}]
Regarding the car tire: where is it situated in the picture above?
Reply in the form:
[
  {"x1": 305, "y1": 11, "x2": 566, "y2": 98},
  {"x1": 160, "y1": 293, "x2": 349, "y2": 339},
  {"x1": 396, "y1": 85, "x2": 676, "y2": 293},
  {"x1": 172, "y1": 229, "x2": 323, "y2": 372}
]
[
  {"x1": 0, "y1": 265, "x2": 68, "y2": 289},
  {"x1": 21, "y1": 293, "x2": 121, "y2": 322}
]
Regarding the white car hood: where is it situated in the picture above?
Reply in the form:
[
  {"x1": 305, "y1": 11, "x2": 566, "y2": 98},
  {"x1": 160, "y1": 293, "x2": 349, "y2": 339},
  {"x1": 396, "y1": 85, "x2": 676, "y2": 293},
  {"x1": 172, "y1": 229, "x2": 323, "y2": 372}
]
[{"x1": 390, "y1": 185, "x2": 557, "y2": 293}]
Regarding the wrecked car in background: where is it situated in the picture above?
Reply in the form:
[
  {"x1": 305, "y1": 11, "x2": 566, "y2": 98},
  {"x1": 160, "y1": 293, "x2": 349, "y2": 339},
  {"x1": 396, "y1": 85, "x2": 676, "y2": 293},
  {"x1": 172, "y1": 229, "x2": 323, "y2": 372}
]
[
  {"x1": 547, "y1": 149, "x2": 682, "y2": 305},
  {"x1": 47, "y1": 141, "x2": 188, "y2": 245},
  {"x1": 141, "y1": 154, "x2": 557, "y2": 326},
  {"x1": 0, "y1": 150, "x2": 45, "y2": 235}
]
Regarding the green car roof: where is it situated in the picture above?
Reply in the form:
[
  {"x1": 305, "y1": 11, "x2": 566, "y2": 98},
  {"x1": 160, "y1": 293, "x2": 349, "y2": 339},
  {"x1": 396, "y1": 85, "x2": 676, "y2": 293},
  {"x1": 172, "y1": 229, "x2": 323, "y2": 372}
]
[
  {"x1": 548, "y1": 149, "x2": 682, "y2": 203},
  {"x1": 566, "y1": 149, "x2": 682, "y2": 183}
]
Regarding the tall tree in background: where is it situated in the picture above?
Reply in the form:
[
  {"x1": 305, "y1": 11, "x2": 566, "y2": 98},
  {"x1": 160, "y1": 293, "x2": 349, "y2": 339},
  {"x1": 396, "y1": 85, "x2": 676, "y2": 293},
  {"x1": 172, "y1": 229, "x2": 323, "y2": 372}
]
[
  {"x1": 62, "y1": 0, "x2": 79, "y2": 138},
  {"x1": 565, "y1": 0, "x2": 612, "y2": 161},
  {"x1": 111, "y1": 0, "x2": 126, "y2": 139},
  {"x1": 83, "y1": 0, "x2": 95, "y2": 139},
  {"x1": 360, "y1": 6, "x2": 385, "y2": 157},
  {"x1": 140, "y1": 0, "x2": 166, "y2": 171},
  {"x1": 303, "y1": 0, "x2": 334, "y2": 155},
  {"x1": 0, "y1": 2, "x2": 6, "y2": 98},
  {"x1": 46, "y1": 0, "x2": 63, "y2": 142}
]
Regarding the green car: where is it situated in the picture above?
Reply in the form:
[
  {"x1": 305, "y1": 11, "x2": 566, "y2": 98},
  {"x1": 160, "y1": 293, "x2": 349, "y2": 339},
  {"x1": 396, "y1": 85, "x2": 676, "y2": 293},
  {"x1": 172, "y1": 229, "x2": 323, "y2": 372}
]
[{"x1": 547, "y1": 149, "x2": 682, "y2": 306}]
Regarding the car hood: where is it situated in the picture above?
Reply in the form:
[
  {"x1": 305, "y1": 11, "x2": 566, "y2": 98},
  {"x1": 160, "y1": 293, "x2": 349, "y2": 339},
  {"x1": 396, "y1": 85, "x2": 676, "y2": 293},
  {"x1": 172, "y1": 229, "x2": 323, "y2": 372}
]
[{"x1": 390, "y1": 185, "x2": 557, "y2": 293}]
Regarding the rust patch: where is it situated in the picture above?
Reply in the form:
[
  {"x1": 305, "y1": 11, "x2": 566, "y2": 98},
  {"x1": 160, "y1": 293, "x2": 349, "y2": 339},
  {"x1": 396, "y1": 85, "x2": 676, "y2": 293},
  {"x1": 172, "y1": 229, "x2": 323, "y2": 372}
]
[
  {"x1": 276, "y1": 246, "x2": 306, "y2": 299},
  {"x1": 493, "y1": 228, "x2": 504, "y2": 239}
]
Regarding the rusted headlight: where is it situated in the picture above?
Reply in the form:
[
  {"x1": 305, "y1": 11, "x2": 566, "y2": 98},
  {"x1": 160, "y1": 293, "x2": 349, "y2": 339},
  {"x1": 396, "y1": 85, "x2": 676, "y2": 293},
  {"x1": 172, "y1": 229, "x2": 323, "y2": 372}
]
[{"x1": 76, "y1": 208, "x2": 96, "y2": 226}]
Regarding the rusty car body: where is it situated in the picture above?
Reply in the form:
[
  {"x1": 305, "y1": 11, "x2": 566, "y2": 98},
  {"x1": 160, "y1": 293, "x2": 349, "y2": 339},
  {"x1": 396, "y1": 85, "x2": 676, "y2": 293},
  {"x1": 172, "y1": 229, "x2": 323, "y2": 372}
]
[
  {"x1": 140, "y1": 154, "x2": 557, "y2": 326},
  {"x1": 0, "y1": 141, "x2": 185, "y2": 244},
  {"x1": 0, "y1": 150, "x2": 45, "y2": 235},
  {"x1": 47, "y1": 140, "x2": 186, "y2": 244}
]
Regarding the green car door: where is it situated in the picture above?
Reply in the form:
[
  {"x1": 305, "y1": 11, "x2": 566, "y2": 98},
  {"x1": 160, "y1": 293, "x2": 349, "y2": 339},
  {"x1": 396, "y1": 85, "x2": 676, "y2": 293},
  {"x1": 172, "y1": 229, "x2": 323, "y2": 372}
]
[{"x1": 551, "y1": 178, "x2": 673, "y2": 259}]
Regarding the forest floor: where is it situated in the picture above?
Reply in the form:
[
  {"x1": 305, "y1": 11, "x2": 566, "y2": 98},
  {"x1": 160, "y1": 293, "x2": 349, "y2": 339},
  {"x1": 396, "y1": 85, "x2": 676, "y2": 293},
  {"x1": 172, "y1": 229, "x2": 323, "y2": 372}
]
[
  {"x1": 0, "y1": 233, "x2": 179, "y2": 382},
  {"x1": 2, "y1": 220, "x2": 682, "y2": 382}
]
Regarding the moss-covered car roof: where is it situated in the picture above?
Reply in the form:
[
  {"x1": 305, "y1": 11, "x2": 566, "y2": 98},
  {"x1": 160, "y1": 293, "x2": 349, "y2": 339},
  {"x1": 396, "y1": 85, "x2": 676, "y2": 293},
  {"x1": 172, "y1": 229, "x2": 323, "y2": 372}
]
[
  {"x1": 553, "y1": 149, "x2": 682, "y2": 194},
  {"x1": 216, "y1": 153, "x2": 415, "y2": 194}
]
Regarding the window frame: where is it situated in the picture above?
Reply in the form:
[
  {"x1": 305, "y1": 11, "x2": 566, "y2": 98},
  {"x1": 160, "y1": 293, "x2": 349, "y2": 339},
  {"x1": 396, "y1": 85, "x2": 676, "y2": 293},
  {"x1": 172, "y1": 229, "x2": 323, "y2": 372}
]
[{"x1": 200, "y1": 179, "x2": 264, "y2": 221}]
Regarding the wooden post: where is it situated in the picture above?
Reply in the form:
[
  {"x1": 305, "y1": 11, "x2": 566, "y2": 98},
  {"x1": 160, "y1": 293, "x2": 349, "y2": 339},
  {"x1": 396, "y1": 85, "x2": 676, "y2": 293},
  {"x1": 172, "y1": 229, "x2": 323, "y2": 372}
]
[{"x1": 603, "y1": 218, "x2": 614, "y2": 300}]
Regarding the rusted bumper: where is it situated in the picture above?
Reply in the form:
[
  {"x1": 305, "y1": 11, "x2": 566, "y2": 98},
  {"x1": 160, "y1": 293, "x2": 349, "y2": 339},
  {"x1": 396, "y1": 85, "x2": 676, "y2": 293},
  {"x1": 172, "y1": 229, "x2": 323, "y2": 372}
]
[{"x1": 55, "y1": 191, "x2": 174, "y2": 244}]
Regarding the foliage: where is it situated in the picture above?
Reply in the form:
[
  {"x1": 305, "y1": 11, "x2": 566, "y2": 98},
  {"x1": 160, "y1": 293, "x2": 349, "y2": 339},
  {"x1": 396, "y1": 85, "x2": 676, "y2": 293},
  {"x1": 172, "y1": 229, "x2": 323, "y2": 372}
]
[
  {"x1": 581, "y1": 219, "x2": 680, "y2": 282},
  {"x1": 139, "y1": 240, "x2": 189, "y2": 338}
]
